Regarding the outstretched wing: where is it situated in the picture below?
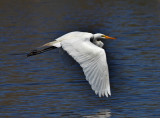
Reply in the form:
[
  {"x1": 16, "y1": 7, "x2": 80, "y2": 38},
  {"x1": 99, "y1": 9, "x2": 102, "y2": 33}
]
[{"x1": 61, "y1": 37, "x2": 111, "y2": 97}]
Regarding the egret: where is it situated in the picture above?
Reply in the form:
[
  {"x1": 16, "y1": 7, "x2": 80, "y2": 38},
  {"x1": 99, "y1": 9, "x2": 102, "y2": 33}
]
[{"x1": 27, "y1": 31, "x2": 116, "y2": 97}]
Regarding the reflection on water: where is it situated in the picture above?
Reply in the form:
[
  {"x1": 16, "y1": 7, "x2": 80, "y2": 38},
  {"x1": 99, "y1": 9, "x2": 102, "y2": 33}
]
[
  {"x1": 0, "y1": 0, "x2": 160, "y2": 117},
  {"x1": 84, "y1": 109, "x2": 111, "y2": 118}
]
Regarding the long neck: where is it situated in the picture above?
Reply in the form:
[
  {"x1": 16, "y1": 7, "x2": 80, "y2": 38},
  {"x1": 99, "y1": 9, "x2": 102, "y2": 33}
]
[
  {"x1": 91, "y1": 35, "x2": 98, "y2": 44},
  {"x1": 90, "y1": 36, "x2": 97, "y2": 44},
  {"x1": 93, "y1": 37, "x2": 97, "y2": 43},
  {"x1": 92, "y1": 37, "x2": 103, "y2": 48}
]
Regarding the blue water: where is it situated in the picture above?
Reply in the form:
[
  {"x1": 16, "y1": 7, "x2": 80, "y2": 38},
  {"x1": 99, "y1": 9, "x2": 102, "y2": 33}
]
[{"x1": 0, "y1": 0, "x2": 160, "y2": 117}]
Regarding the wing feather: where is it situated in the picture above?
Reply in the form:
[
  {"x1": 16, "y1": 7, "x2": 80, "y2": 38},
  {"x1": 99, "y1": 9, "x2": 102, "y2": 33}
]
[{"x1": 61, "y1": 36, "x2": 111, "y2": 97}]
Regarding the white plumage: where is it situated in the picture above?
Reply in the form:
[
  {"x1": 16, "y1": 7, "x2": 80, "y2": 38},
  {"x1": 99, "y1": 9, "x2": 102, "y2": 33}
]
[{"x1": 28, "y1": 31, "x2": 116, "y2": 97}]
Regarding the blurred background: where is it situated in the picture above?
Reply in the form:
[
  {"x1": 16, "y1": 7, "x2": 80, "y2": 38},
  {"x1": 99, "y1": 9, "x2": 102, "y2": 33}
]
[{"x1": 0, "y1": 0, "x2": 160, "y2": 117}]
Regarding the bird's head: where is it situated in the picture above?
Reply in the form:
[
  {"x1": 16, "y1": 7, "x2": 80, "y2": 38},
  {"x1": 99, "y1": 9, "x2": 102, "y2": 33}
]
[{"x1": 93, "y1": 33, "x2": 116, "y2": 40}]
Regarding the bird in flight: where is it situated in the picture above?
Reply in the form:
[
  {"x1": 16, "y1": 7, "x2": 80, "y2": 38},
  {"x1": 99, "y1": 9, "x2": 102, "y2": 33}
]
[{"x1": 27, "y1": 31, "x2": 116, "y2": 97}]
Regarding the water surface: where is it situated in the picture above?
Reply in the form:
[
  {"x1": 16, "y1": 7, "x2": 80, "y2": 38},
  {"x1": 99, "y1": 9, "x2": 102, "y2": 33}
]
[{"x1": 0, "y1": 0, "x2": 160, "y2": 117}]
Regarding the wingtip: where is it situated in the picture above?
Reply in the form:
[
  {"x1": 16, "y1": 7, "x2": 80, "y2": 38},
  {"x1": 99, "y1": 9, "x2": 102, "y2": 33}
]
[
  {"x1": 93, "y1": 88, "x2": 111, "y2": 98},
  {"x1": 108, "y1": 87, "x2": 111, "y2": 96},
  {"x1": 95, "y1": 90, "x2": 111, "y2": 98}
]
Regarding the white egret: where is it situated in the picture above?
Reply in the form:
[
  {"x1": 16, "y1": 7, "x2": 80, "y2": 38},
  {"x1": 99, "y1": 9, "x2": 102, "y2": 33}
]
[{"x1": 27, "y1": 31, "x2": 116, "y2": 97}]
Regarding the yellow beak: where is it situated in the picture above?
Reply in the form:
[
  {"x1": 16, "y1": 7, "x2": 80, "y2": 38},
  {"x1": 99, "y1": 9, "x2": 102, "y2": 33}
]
[{"x1": 104, "y1": 35, "x2": 116, "y2": 39}]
